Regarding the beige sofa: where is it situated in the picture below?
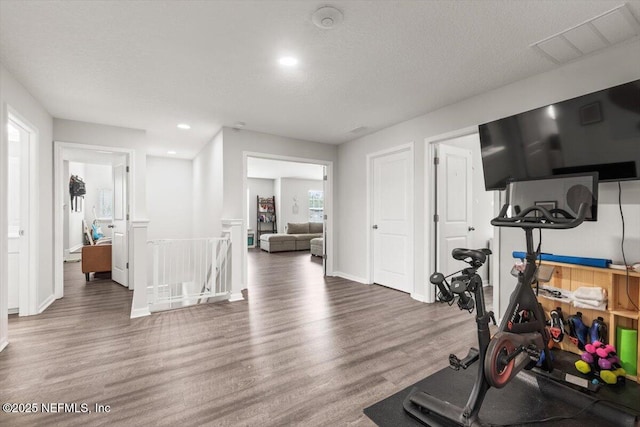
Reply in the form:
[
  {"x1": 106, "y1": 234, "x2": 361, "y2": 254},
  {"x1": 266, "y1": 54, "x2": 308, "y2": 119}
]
[{"x1": 260, "y1": 222, "x2": 323, "y2": 253}]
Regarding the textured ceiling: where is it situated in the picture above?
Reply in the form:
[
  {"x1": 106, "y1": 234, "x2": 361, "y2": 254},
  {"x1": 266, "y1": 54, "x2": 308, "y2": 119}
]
[{"x1": 1, "y1": 1, "x2": 639, "y2": 158}]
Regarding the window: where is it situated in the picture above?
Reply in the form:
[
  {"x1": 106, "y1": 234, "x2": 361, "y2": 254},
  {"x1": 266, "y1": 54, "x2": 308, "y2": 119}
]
[{"x1": 309, "y1": 190, "x2": 323, "y2": 223}]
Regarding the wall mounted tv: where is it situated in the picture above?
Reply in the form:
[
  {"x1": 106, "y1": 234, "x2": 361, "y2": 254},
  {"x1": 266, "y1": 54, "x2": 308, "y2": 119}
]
[{"x1": 479, "y1": 79, "x2": 640, "y2": 190}]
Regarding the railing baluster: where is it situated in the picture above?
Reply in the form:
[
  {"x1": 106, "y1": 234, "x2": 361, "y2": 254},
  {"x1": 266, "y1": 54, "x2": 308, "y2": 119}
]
[{"x1": 147, "y1": 236, "x2": 232, "y2": 312}]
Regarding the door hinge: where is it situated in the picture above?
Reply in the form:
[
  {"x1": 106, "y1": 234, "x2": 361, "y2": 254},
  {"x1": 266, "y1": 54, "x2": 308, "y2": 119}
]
[
  {"x1": 434, "y1": 157, "x2": 439, "y2": 165},
  {"x1": 126, "y1": 166, "x2": 130, "y2": 172},
  {"x1": 322, "y1": 254, "x2": 327, "y2": 260},
  {"x1": 126, "y1": 214, "x2": 129, "y2": 220},
  {"x1": 323, "y1": 175, "x2": 328, "y2": 181},
  {"x1": 126, "y1": 262, "x2": 129, "y2": 269},
  {"x1": 434, "y1": 214, "x2": 439, "y2": 222},
  {"x1": 323, "y1": 214, "x2": 328, "y2": 220}
]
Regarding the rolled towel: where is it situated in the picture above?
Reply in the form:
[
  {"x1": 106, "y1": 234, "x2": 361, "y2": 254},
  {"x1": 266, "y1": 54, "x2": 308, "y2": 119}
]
[
  {"x1": 573, "y1": 299, "x2": 607, "y2": 310},
  {"x1": 573, "y1": 286, "x2": 606, "y2": 302}
]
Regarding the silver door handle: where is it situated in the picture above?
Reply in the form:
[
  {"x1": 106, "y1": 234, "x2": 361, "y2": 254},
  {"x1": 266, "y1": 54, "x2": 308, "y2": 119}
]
[
  {"x1": 372, "y1": 225, "x2": 378, "y2": 229},
  {"x1": 19, "y1": 230, "x2": 25, "y2": 236},
  {"x1": 468, "y1": 226, "x2": 475, "y2": 231},
  {"x1": 107, "y1": 225, "x2": 115, "y2": 228}
]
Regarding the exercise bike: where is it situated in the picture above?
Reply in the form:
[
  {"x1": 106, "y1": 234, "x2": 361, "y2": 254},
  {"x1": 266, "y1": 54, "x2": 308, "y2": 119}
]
[{"x1": 403, "y1": 201, "x2": 590, "y2": 427}]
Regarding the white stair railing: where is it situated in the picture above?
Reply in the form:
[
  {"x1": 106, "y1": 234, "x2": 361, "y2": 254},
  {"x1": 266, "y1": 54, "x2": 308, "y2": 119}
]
[{"x1": 147, "y1": 237, "x2": 230, "y2": 312}]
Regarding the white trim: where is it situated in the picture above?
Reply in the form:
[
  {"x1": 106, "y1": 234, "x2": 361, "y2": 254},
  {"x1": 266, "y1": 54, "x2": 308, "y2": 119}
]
[
  {"x1": 37, "y1": 294, "x2": 56, "y2": 314},
  {"x1": 229, "y1": 293, "x2": 244, "y2": 302},
  {"x1": 424, "y1": 127, "x2": 502, "y2": 304},
  {"x1": 54, "y1": 141, "x2": 135, "y2": 300},
  {"x1": 0, "y1": 102, "x2": 7, "y2": 349},
  {"x1": 332, "y1": 271, "x2": 368, "y2": 284},
  {"x1": 365, "y1": 142, "x2": 415, "y2": 292},
  {"x1": 7, "y1": 108, "x2": 40, "y2": 316},
  {"x1": 242, "y1": 151, "x2": 335, "y2": 281},
  {"x1": 130, "y1": 307, "x2": 151, "y2": 318},
  {"x1": 411, "y1": 293, "x2": 426, "y2": 303}
]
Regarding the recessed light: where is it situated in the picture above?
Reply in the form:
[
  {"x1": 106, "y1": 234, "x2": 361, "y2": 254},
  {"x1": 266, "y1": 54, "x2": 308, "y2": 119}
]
[
  {"x1": 167, "y1": 150, "x2": 177, "y2": 155},
  {"x1": 177, "y1": 123, "x2": 191, "y2": 130},
  {"x1": 278, "y1": 56, "x2": 298, "y2": 67}
]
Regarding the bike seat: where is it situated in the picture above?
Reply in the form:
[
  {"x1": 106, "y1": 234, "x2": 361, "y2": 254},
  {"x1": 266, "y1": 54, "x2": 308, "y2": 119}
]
[{"x1": 452, "y1": 248, "x2": 491, "y2": 264}]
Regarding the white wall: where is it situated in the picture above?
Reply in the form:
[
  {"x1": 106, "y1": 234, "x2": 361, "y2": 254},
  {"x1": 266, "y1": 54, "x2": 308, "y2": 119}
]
[
  {"x1": 68, "y1": 162, "x2": 87, "y2": 251},
  {"x1": 53, "y1": 119, "x2": 148, "y2": 218},
  {"x1": 279, "y1": 178, "x2": 324, "y2": 232},
  {"x1": 1, "y1": 61, "x2": 54, "y2": 348},
  {"x1": 337, "y1": 39, "x2": 640, "y2": 315},
  {"x1": 440, "y1": 133, "x2": 494, "y2": 283},
  {"x1": 192, "y1": 130, "x2": 224, "y2": 238},
  {"x1": 247, "y1": 178, "x2": 275, "y2": 232},
  {"x1": 221, "y1": 127, "x2": 338, "y2": 220},
  {"x1": 147, "y1": 156, "x2": 193, "y2": 240}
]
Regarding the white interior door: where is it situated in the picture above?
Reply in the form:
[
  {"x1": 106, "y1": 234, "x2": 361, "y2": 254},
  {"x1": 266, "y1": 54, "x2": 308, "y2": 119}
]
[
  {"x1": 322, "y1": 166, "x2": 327, "y2": 277},
  {"x1": 436, "y1": 144, "x2": 472, "y2": 275},
  {"x1": 111, "y1": 163, "x2": 128, "y2": 287},
  {"x1": 6, "y1": 119, "x2": 30, "y2": 314},
  {"x1": 372, "y1": 148, "x2": 413, "y2": 292}
]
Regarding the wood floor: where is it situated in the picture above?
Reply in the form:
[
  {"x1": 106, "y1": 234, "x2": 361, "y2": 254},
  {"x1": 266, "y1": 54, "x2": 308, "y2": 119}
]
[{"x1": 0, "y1": 250, "x2": 489, "y2": 426}]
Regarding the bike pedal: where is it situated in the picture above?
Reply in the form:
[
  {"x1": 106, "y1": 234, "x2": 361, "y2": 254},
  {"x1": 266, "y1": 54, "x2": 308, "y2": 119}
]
[{"x1": 449, "y1": 353, "x2": 462, "y2": 371}]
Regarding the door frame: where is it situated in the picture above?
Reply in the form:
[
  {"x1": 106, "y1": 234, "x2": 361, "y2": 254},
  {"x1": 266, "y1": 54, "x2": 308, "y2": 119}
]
[
  {"x1": 366, "y1": 142, "x2": 415, "y2": 294},
  {"x1": 6, "y1": 108, "x2": 39, "y2": 316},
  {"x1": 425, "y1": 127, "x2": 501, "y2": 315},
  {"x1": 53, "y1": 141, "x2": 135, "y2": 299},
  {"x1": 242, "y1": 152, "x2": 335, "y2": 283}
]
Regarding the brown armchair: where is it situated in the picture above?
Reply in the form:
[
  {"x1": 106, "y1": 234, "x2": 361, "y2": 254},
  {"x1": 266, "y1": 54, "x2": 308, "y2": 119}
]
[{"x1": 81, "y1": 244, "x2": 112, "y2": 281}]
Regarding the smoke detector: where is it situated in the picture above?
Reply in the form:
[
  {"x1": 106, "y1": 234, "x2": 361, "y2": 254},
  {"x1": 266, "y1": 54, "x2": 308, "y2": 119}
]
[{"x1": 312, "y1": 6, "x2": 343, "y2": 29}]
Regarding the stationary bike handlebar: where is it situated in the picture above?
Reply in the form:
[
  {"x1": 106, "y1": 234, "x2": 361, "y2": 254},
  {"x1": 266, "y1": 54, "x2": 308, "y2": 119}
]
[{"x1": 491, "y1": 202, "x2": 589, "y2": 230}]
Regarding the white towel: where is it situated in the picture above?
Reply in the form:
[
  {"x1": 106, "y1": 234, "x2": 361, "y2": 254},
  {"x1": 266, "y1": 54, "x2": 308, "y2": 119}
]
[
  {"x1": 573, "y1": 299, "x2": 607, "y2": 310},
  {"x1": 573, "y1": 286, "x2": 606, "y2": 302}
]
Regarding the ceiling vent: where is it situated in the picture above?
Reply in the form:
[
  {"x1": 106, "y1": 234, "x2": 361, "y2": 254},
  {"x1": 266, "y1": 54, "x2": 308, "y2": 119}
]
[{"x1": 531, "y1": 4, "x2": 640, "y2": 64}]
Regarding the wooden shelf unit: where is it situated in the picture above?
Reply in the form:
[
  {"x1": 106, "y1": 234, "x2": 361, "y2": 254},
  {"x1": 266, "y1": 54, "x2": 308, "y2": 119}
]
[
  {"x1": 256, "y1": 196, "x2": 277, "y2": 247},
  {"x1": 537, "y1": 261, "x2": 640, "y2": 383}
]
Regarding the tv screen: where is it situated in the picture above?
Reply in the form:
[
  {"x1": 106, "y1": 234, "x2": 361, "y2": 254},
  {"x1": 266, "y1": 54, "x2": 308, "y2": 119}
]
[{"x1": 479, "y1": 80, "x2": 640, "y2": 190}]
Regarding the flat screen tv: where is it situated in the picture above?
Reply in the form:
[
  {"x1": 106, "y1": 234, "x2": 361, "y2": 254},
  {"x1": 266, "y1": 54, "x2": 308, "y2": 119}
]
[{"x1": 479, "y1": 79, "x2": 640, "y2": 190}]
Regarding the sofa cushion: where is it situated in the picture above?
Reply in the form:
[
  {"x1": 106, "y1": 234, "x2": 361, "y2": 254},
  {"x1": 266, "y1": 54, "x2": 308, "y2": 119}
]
[
  {"x1": 287, "y1": 222, "x2": 309, "y2": 234},
  {"x1": 309, "y1": 222, "x2": 323, "y2": 234},
  {"x1": 260, "y1": 234, "x2": 294, "y2": 242},
  {"x1": 292, "y1": 233, "x2": 322, "y2": 240}
]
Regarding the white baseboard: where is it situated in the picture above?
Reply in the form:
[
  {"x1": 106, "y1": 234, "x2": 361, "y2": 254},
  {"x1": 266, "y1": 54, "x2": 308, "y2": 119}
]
[
  {"x1": 333, "y1": 271, "x2": 369, "y2": 284},
  {"x1": 0, "y1": 339, "x2": 8, "y2": 353},
  {"x1": 130, "y1": 306, "x2": 151, "y2": 318},
  {"x1": 8, "y1": 308, "x2": 18, "y2": 315},
  {"x1": 70, "y1": 243, "x2": 83, "y2": 254},
  {"x1": 229, "y1": 292, "x2": 245, "y2": 302},
  {"x1": 38, "y1": 294, "x2": 56, "y2": 314},
  {"x1": 410, "y1": 293, "x2": 425, "y2": 302}
]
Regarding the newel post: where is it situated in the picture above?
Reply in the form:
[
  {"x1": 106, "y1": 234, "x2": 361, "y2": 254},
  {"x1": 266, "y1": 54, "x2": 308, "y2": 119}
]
[
  {"x1": 221, "y1": 219, "x2": 245, "y2": 301},
  {"x1": 130, "y1": 219, "x2": 151, "y2": 318}
]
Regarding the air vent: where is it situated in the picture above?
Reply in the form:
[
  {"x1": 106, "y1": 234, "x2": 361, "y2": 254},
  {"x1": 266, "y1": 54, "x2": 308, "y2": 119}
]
[{"x1": 531, "y1": 4, "x2": 640, "y2": 64}]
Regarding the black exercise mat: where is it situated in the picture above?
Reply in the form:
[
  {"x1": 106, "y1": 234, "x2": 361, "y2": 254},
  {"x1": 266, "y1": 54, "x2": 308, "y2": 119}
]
[{"x1": 364, "y1": 353, "x2": 640, "y2": 427}]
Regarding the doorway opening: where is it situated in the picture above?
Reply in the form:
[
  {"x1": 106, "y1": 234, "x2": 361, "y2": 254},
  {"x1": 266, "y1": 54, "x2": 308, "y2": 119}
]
[
  {"x1": 6, "y1": 113, "x2": 38, "y2": 316},
  {"x1": 243, "y1": 153, "x2": 334, "y2": 293},
  {"x1": 54, "y1": 143, "x2": 133, "y2": 303},
  {"x1": 429, "y1": 132, "x2": 500, "y2": 312}
]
